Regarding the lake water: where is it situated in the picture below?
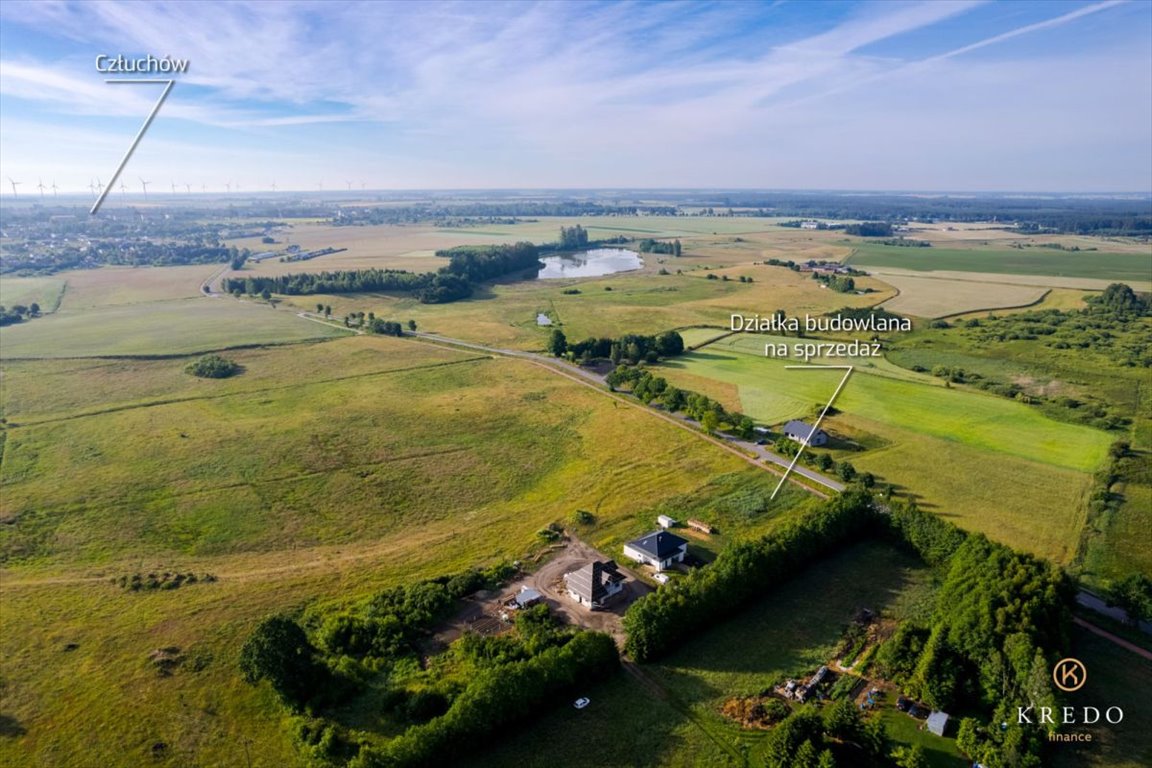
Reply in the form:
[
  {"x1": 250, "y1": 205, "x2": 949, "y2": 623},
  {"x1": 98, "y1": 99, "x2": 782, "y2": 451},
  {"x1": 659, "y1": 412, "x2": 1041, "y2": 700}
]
[
  {"x1": 536, "y1": 248, "x2": 643, "y2": 279},
  {"x1": 536, "y1": 313, "x2": 552, "y2": 326}
]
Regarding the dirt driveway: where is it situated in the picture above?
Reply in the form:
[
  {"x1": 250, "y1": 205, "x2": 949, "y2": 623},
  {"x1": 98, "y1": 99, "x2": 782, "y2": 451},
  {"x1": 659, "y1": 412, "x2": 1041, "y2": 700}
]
[{"x1": 522, "y1": 537, "x2": 652, "y2": 643}]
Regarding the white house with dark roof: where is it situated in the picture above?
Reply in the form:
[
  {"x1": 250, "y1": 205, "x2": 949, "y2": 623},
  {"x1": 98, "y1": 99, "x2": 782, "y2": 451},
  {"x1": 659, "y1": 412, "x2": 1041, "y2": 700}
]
[
  {"x1": 564, "y1": 560, "x2": 625, "y2": 609},
  {"x1": 783, "y1": 419, "x2": 829, "y2": 447},
  {"x1": 623, "y1": 530, "x2": 688, "y2": 571}
]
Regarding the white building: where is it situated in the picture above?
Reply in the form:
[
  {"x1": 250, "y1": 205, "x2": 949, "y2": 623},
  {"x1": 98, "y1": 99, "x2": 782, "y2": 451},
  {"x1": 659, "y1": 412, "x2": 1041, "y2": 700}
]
[{"x1": 623, "y1": 531, "x2": 689, "y2": 571}]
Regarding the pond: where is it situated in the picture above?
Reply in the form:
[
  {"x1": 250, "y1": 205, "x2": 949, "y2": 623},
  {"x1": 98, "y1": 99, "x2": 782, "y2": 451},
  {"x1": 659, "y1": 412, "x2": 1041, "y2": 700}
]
[{"x1": 536, "y1": 248, "x2": 643, "y2": 279}]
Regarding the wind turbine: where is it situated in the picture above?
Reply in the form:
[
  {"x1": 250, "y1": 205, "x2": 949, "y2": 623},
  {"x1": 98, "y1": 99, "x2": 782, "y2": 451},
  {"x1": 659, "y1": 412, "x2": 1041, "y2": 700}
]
[
  {"x1": 139, "y1": 177, "x2": 151, "y2": 199},
  {"x1": 346, "y1": 180, "x2": 352, "y2": 191},
  {"x1": 171, "y1": 181, "x2": 177, "y2": 195},
  {"x1": 95, "y1": 178, "x2": 104, "y2": 196},
  {"x1": 119, "y1": 181, "x2": 128, "y2": 199},
  {"x1": 37, "y1": 178, "x2": 46, "y2": 199},
  {"x1": 51, "y1": 181, "x2": 59, "y2": 197},
  {"x1": 7, "y1": 177, "x2": 21, "y2": 198},
  {"x1": 87, "y1": 179, "x2": 97, "y2": 197},
  {"x1": 185, "y1": 183, "x2": 191, "y2": 194},
  {"x1": 270, "y1": 181, "x2": 277, "y2": 192},
  {"x1": 224, "y1": 181, "x2": 231, "y2": 194}
]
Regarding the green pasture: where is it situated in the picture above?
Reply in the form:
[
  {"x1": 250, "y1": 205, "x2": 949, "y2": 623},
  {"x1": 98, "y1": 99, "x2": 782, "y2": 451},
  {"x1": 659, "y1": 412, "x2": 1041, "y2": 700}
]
[
  {"x1": 848, "y1": 243, "x2": 1151, "y2": 283},
  {"x1": 665, "y1": 338, "x2": 1111, "y2": 473},
  {"x1": 659, "y1": 342, "x2": 1112, "y2": 563}
]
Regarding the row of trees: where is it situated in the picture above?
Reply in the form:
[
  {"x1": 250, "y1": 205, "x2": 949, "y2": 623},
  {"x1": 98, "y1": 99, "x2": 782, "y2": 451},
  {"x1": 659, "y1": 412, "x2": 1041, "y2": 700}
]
[
  {"x1": 623, "y1": 491, "x2": 878, "y2": 661},
  {"x1": 813, "y1": 272, "x2": 857, "y2": 293},
  {"x1": 222, "y1": 242, "x2": 543, "y2": 304},
  {"x1": 637, "y1": 238, "x2": 682, "y2": 256},
  {"x1": 606, "y1": 365, "x2": 756, "y2": 438},
  {"x1": 548, "y1": 329, "x2": 685, "y2": 365},
  {"x1": 0, "y1": 302, "x2": 41, "y2": 326}
]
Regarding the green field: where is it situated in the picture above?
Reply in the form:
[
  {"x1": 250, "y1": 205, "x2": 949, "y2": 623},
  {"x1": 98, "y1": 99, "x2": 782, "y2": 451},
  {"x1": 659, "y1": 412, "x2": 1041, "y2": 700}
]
[
  {"x1": 659, "y1": 335, "x2": 1113, "y2": 563},
  {"x1": 0, "y1": 298, "x2": 350, "y2": 358},
  {"x1": 1, "y1": 336, "x2": 782, "y2": 766},
  {"x1": 468, "y1": 540, "x2": 958, "y2": 768},
  {"x1": 887, "y1": 323, "x2": 1151, "y2": 582},
  {"x1": 0, "y1": 276, "x2": 66, "y2": 312},
  {"x1": 848, "y1": 243, "x2": 1151, "y2": 283}
]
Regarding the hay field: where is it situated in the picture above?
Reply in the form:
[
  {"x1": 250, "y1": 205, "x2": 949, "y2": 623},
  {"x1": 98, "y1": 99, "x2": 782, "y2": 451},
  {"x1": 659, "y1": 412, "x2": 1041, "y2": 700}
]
[{"x1": 875, "y1": 274, "x2": 1049, "y2": 318}]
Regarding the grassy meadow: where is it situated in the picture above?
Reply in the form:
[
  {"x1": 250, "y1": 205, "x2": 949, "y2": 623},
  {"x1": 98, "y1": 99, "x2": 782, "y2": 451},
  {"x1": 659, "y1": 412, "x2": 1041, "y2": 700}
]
[
  {"x1": 659, "y1": 335, "x2": 1113, "y2": 564},
  {"x1": 1, "y1": 334, "x2": 797, "y2": 766}
]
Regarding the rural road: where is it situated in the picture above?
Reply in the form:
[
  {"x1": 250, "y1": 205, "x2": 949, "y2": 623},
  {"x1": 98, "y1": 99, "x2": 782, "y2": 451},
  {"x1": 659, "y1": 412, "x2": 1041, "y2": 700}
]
[
  {"x1": 1076, "y1": 591, "x2": 1152, "y2": 635},
  {"x1": 1072, "y1": 616, "x2": 1152, "y2": 661}
]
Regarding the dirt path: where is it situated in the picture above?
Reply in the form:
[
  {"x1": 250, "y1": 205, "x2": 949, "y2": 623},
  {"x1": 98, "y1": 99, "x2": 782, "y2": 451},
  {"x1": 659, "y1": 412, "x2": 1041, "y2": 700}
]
[{"x1": 1072, "y1": 616, "x2": 1152, "y2": 662}]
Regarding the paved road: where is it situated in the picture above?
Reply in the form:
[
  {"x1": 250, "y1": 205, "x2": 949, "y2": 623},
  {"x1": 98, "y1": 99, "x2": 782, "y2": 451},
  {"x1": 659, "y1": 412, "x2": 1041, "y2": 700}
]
[{"x1": 1076, "y1": 590, "x2": 1152, "y2": 635}]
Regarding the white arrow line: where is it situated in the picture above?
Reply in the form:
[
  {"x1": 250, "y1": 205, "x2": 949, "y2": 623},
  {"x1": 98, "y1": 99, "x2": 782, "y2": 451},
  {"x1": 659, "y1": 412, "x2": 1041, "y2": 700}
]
[
  {"x1": 90, "y1": 79, "x2": 174, "y2": 215},
  {"x1": 770, "y1": 365, "x2": 854, "y2": 499}
]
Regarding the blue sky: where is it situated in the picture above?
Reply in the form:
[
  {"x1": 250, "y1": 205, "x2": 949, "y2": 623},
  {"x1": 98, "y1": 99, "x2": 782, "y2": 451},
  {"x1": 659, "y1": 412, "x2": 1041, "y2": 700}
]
[{"x1": 0, "y1": 0, "x2": 1149, "y2": 193}]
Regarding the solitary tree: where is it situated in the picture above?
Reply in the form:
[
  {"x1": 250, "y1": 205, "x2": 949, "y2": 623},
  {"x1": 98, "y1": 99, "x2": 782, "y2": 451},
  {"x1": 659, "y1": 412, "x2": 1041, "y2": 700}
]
[
  {"x1": 547, "y1": 328, "x2": 568, "y2": 357},
  {"x1": 407, "y1": 319, "x2": 417, "y2": 332},
  {"x1": 239, "y1": 616, "x2": 328, "y2": 710}
]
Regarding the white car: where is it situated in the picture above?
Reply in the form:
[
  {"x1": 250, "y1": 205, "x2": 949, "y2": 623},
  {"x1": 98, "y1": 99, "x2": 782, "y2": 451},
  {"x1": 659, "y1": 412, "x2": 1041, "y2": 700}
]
[{"x1": 573, "y1": 697, "x2": 591, "y2": 710}]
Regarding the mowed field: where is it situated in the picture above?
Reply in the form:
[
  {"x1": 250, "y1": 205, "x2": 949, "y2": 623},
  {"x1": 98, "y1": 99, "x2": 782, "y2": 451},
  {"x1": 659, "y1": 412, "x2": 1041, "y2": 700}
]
[
  {"x1": 0, "y1": 298, "x2": 349, "y2": 358},
  {"x1": 877, "y1": 274, "x2": 1049, "y2": 318},
  {"x1": 0, "y1": 264, "x2": 354, "y2": 358},
  {"x1": 659, "y1": 334, "x2": 1113, "y2": 564},
  {"x1": 848, "y1": 242, "x2": 1152, "y2": 284},
  {"x1": 469, "y1": 540, "x2": 956, "y2": 768},
  {"x1": 0, "y1": 335, "x2": 776, "y2": 767}
]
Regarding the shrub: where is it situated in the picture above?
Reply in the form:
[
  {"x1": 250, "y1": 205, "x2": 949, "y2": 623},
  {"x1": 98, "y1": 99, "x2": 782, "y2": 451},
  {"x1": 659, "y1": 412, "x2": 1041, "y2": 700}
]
[{"x1": 185, "y1": 354, "x2": 240, "y2": 379}]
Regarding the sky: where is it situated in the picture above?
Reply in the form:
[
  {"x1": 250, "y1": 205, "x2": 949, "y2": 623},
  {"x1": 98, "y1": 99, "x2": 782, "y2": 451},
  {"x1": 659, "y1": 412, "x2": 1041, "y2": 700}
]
[{"x1": 0, "y1": 0, "x2": 1149, "y2": 194}]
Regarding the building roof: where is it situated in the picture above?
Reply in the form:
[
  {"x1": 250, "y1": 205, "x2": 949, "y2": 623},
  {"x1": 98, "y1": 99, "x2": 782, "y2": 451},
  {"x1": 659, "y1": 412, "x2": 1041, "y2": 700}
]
[
  {"x1": 783, "y1": 420, "x2": 826, "y2": 441},
  {"x1": 515, "y1": 586, "x2": 542, "y2": 606},
  {"x1": 926, "y1": 711, "x2": 949, "y2": 737},
  {"x1": 626, "y1": 530, "x2": 688, "y2": 560},
  {"x1": 565, "y1": 560, "x2": 624, "y2": 604}
]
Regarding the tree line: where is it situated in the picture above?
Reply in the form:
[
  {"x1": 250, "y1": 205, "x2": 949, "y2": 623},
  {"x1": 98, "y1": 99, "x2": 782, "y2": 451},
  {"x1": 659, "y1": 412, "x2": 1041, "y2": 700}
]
[
  {"x1": 605, "y1": 365, "x2": 756, "y2": 438},
  {"x1": 222, "y1": 241, "x2": 542, "y2": 304},
  {"x1": 548, "y1": 329, "x2": 685, "y2": 365}
]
